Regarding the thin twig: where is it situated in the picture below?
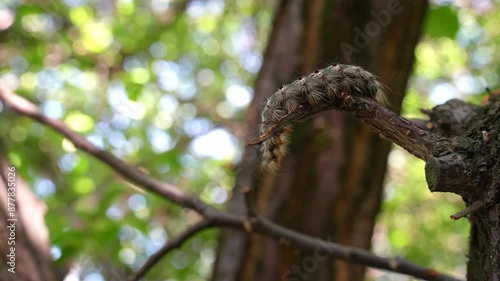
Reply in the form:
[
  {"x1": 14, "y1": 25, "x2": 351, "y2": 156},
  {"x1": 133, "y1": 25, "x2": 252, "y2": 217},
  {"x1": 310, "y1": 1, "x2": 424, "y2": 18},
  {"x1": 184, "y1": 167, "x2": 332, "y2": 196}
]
[
  {"x1": 451, "y1": 200, "x2": 490, "y2": 220},
  {"x1": 129, "y1": 219, "x2": 214, "y2": 281}
]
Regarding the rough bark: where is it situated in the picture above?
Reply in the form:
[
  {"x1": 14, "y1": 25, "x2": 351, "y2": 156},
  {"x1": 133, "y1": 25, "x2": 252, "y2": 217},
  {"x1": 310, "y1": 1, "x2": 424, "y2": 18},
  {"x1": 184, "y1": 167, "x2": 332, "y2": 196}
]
[
  {"x1": 210, "y1": 0, "x2": 305, "y2": 279},
  {"x1": 212, "y1": 1, "x2": 428, "y2": 281},
  {"x1": 422, "y1": 98, "x2": 500, "y2": 280}
]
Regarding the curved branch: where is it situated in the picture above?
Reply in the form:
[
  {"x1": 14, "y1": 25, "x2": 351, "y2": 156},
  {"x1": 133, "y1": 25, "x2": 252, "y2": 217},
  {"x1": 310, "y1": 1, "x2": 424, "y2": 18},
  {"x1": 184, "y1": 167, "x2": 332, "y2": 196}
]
[
  {"x1": 132, "y1": 212, "x2": 463, "y2": 281},
  {"x1": 129, "y1": 219, "x2": 215, "y2": 281},
  {"x1": 347, "y1": 96, "x2": 443, "y2": 161},
  {"x1": 0, "y1": 88, "x2": 462, "y2": 281},
  {"x1": 247, "y1": 65, "x2": 443, "y2": 172},
  {"x1": 0, "y1": 87, "x2": 205, "y2": 213},
  {"x1": 254, "y1": 217, "x2": 462, "y2": 281}
]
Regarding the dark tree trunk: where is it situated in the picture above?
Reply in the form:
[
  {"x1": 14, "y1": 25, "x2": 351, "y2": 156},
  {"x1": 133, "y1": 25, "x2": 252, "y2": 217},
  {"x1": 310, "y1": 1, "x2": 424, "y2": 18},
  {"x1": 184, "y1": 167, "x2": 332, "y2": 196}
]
[
  {"x1": 212, "y1": 1, "x2": 428, "y2": 281},
  {"x1": 467, "y1": 206, "x2": 500, "y2": 281}
]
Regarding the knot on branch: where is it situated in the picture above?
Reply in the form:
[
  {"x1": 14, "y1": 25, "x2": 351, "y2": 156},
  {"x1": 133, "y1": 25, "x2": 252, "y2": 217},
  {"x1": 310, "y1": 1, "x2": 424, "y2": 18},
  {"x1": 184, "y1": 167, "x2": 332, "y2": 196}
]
[
  {"x1": 422, "y1": 94, "x2": 500, "y2": 218},
  {"x1": 422, "y1": 99, "x2": 478, "y2": 137}
]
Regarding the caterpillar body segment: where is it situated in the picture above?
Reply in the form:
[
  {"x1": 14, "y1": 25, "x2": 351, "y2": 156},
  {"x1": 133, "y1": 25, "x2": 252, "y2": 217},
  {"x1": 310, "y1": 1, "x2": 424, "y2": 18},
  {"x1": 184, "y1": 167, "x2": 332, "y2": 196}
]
[{"x1": 249, "y1": 64, "x2": 386, "y2": 173}]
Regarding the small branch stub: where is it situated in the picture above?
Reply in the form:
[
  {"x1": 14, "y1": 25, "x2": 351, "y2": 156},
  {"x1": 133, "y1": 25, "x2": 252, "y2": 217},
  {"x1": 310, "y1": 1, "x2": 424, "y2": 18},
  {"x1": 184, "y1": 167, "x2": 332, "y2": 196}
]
[{"x1": 424, "y1": 154, "x2": 481, "y2": 198}]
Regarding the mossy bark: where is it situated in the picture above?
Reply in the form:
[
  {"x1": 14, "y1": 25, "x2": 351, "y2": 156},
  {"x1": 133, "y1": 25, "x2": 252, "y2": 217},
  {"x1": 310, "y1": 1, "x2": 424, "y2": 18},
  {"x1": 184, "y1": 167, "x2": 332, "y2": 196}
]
[{"x1": 423, "y1": 97, "x2": 500, "y2": 280}]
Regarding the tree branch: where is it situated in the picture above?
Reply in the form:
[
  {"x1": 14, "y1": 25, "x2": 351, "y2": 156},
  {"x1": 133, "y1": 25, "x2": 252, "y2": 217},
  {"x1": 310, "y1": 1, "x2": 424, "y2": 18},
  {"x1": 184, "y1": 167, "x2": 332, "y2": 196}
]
[
  {"x1": 246, "y1": 65, "x2": 443, "y2": 169},
  {"x1": 0, "y1": 88, "x2": 462, "y2": 281},
  {"x1": 129, "y1": 219, "x2": 215, "y2": 281},
  {"x1": 420, "y1": 99, "x2": 479, "y2": 137},
  {"x1": 346, "y1": 95, "x2": 442, "y2": 161},
  {"x1": 131, "y1": 213, "x2": 463, "y2": 281},
  {"x1": 254, "y1": 217, "x2": 462, "y2": 281},
  {"x1": 450, "y1": 200, "x2": 489, "y2": 220},
  {"x1": 0, "y1": 87, "x2": 205, "y2": 213}
]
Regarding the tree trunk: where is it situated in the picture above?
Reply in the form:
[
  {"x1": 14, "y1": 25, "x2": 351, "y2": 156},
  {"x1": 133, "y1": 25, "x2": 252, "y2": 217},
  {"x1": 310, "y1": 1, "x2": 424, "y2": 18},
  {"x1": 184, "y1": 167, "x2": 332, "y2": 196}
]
[
  {"x1": 212, "y1": 1, "x2": 428, "y2": 281},
  {"x1": 422, "y1": 98, "x2": 500, "y2": 280},
  {"x1": 0, "y1": 144, "x2": 62, "y2": 281}
]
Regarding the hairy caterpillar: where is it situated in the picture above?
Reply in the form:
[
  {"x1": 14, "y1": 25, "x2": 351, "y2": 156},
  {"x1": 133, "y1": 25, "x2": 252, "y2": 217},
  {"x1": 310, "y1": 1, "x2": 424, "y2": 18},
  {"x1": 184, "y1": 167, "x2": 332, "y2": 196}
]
[{"x1": 248, "y1": 64, "x2": 387, "y2": 173}]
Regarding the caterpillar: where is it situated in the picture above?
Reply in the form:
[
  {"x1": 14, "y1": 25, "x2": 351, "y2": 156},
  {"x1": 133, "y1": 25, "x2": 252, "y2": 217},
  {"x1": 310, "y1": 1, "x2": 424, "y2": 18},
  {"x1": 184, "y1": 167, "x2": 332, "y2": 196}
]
[{"x1": 248, "y1": 64, "x2": 387, "y2": 173}]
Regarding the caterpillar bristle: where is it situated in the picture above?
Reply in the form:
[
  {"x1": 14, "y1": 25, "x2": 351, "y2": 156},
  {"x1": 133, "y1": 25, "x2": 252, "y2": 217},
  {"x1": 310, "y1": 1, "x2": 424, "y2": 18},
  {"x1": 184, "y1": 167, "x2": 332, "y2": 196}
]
[
  {"x1": 272, "y1": 88, "x2": 288, "y2": 105},
  {"x1": 249, "y1": 64, "x2": 386, "y2": 174},
  {"x1": 285, "y1": 98, "x2": 299, "y2": 113}
]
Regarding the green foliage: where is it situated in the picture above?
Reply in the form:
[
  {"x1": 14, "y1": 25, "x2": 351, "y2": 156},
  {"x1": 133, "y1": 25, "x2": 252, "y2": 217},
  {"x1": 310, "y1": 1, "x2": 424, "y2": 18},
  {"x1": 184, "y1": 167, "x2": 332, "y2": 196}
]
[
  {"x1": 1, "y1": 0, "x2": 271, "y2": 279},
  {"x1": 423, "y1": 6, "x2": 459, "y2": 39},
  {"x1": 376, "y1": 2, "x2": 500, "y2": 279},
  {"x1": 378, "y1": 152, "x2": 469, "y2": 277}
]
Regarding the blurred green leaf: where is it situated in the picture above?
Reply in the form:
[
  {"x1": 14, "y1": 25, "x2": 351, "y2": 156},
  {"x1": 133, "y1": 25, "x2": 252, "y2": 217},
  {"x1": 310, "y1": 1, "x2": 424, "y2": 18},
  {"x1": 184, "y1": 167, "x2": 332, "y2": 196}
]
[{"x1": 423, "y1": 6, "x2": 459, "y2": 39}]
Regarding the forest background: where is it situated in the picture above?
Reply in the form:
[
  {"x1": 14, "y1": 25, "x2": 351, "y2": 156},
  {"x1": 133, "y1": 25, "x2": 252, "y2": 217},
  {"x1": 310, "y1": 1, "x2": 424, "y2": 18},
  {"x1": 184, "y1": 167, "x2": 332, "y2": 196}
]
[{"x1": 0, "y1": 0, "x2": 499, "y2": 280}]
